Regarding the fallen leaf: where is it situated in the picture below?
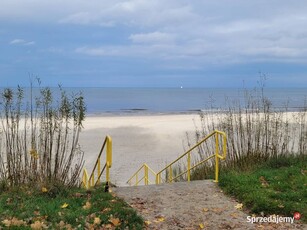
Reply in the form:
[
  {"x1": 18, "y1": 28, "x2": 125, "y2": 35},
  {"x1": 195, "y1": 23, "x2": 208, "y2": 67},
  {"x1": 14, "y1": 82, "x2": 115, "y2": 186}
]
[
  {"x1": 2, "y1": 219, "x2": 11, "y2": 227},
  {"x1": 6, "y1": 198, "x2": 13, "y2": 204},
  {"x1": 57, "y1": 221, "x2": 73, "y2": 230},
  {"x1": 155, "y1": 217, "x2": 165, "y2": 222},
  {"x1": 144, "y1": 220, "x2": 151, "y2": 226},
  {"x1": 30, "y1": 149, "x2": 39, "y2": 159},
  {"x1": 83, "y1": 201, "x2": 91, "y2": 210},
  {"x1": 101, "y1": 207, "x2": 111, "y2": 213},
  {"x1": 235, "y1": 203, "x2": 243, "y2": 210},
  {"x1": 61, "y1": 203, "x2": 69, "y2": 209},
  {"x1": 58, "y1": 221, "x2": 66, "y2": 228},
  {"x1": 109, "y1": 217, "x2": 121, "y2": 227},
  {"x1": 74, "y1": 192, "x2": 83, "y2": 198},
  {"x1": 230, "y1": 212, "x2": 239, "y2": 218},
  {"x1": 33, "y1": 210, "x2": 40, "y2": 216},
  {"x1": 212, "y1": 208, "x2": 223, "y2": 214},
  {"x1": 30, "y1": 220, "x2": 47, "y2": 229},
  {"x1": 2, "y1": 218, "x2": 26, "y2": 227},
  {"x1": 259, "y1": 176, "x2": 269, "y2": 187},
  {"x1": 199, "y1": 223, "x2": 205, "y2": 229},
  {"x1": 105, "y1": 224, "x2": 113, "y2": 229},
  {"x1": 94, "y1": 217, "x2": 101, "y2": 225},
  {"x1": 41, "y1": 187, "x2": 48, "y2": 193},
  {"x1": 202, "y1": 208, "x2": 209, "y2": 212}
]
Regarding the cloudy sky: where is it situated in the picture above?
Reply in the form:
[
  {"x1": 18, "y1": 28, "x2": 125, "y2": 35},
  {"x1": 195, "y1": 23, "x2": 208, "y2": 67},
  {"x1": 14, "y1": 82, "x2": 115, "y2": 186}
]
[{"x1": 1, "y1": 0, "x2": 307, "y2": 87}]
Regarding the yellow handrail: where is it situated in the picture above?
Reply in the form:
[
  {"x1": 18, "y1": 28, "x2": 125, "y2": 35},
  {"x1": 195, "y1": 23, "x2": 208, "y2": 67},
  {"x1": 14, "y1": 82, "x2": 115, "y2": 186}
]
[
  {"x1": 156, "y1": 130, "x2": 226, "y2": 184},
  {"x1": 127, "y1": 163, "x2": 157, "y2": 186},
  {"x1": 80, "y1": 135, "x2": 112, "y2": 191},
  {"x1": 128, "y1": 130, "x2": 227, "y2": 186}
]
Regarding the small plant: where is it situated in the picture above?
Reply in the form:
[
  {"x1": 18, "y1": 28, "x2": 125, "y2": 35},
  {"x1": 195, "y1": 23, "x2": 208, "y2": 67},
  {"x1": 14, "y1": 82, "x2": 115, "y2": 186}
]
[{"x1": 0, "y1": 79, "x2": 86, "y2": 188}]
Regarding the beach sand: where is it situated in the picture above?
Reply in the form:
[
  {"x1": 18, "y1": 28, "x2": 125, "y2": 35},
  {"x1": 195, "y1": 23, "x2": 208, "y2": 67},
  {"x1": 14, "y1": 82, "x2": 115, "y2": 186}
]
[{"x1": 79, "y1": 114, "x2": 201, "y2": 186}]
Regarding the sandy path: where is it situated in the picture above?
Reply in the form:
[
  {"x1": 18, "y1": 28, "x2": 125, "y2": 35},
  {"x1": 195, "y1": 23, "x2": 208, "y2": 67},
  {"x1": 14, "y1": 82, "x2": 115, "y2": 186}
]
[
  {"x1": 114, "y1": 180, "x2": 306, "y2": 230},
  {"x1": 79, "y1": 114, "x2": 201, "y2": 186}
]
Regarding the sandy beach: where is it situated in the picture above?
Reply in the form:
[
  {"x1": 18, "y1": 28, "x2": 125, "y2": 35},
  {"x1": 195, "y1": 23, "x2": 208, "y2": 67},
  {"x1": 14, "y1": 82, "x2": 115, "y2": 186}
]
[{"x1": 79, "y1": 114, "x2": 202, "y2": 186}]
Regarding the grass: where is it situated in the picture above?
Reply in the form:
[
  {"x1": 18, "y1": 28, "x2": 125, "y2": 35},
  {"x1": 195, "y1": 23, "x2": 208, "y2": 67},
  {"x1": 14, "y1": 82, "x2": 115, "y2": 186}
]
[
  {"x1": 0, "y1": 184, "x2": 144, "y2": 229},
  {"x1": 218, "y1": 154, "x2": 307, "y2": 223}
]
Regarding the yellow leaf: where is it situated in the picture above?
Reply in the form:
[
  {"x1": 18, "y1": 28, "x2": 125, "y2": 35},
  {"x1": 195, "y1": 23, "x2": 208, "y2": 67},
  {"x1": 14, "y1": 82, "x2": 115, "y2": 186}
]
[
  {"x1": 109, "y1": 217, "x2": 121, "y2": 227},
  {"x1": 230, "y1": 212, "x2": 239, "y2": 218},
  {"x1": 94, "y1": 217, "x2": 101, "y2": 225},
  {"x1": 144, "y1": 220, "x2": 151, "y2": 226},
  {"x1": 156, "y1": 217, "x2": 165, "y2": 222},
  {"x1": 30, "y1": 149, "x2": 39, "y2": 159},
  {"x1": 41, "y1": 187, "x2": 48, "y2": 193},
  {"x1": 61, "y1": 203, "x2": 69, "y2": 209},
  {"x1": 199, "y1": 223, "x2": 205, "y2": 229},
  {"x1": 203, "y1": 208, "x2": 209, "y2": 212},
  {"x1": 83, "y1": 201, "x2": 91, "y2": 210},
  {"x1": 235, "y1": 203, "x2": 243, "y2": 210}
]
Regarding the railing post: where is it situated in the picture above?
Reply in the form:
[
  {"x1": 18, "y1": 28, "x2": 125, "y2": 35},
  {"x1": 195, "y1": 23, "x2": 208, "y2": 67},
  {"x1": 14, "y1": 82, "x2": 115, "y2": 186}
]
[
  {"x1": 91, "y1": 175, "x2": 95, "y2": 187},
  {"x1": 136, "y1": 174, "x2": 138, "y2": 186},
  {"x1": 145, "y1": 165, "x2": 149, "y2": 185},
  {"x1": 106, "y1": 136, "x2": 112, "y2": 184},
  {"x1": 155, "y1": 174, "x2": 159, "y2": 184},
  {"x1": 214, "y1": 132, "x2": 219, "y2": 183},
  {"x1": 187, "y1": 151, "x2": 191, "y2": 182},
  {"x1": 106, "y1": 163, "x2": 110, "y2": 184},
  {"x1": 169, "y1": 165, "x2": 173, "y2": 183},
  {"x1": 97, "y1": 157, "x2": 101, "y2": 185}
]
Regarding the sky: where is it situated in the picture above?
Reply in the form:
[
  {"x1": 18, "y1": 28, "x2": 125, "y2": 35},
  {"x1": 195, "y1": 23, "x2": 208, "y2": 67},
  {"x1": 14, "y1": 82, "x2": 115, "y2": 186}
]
[{"x1": 1, "y1": 0, "x2": 307, "y2": 88}]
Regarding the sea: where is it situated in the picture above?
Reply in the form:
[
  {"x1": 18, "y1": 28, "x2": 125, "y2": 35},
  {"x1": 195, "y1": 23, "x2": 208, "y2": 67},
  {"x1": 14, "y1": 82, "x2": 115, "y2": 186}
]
[
  {"x1": 1, "y1": 87, "x2": 306, "y2": 115},
  {"x1": 66, "y1": 87, "x2": 307, "y2": 115}
]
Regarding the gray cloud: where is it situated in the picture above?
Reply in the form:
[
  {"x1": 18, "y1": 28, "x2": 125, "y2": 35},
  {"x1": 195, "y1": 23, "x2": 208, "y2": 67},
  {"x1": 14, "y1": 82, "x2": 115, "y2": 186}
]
[{"x1": 3, "y1": 1, "x2": 307, "y2": 66}]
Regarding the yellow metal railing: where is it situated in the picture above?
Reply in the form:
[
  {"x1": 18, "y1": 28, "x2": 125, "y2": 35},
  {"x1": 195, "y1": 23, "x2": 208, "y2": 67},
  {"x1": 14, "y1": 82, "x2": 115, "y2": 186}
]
[
  {"x1": 127, "y1": 163, "x2": 157, "y2": 186},
  {"x1": 127, "y1": 130, "x2": 227, "y2": 186},
  {"x1": 81, "y1": 136, "x2": 112, "y2": 191}
]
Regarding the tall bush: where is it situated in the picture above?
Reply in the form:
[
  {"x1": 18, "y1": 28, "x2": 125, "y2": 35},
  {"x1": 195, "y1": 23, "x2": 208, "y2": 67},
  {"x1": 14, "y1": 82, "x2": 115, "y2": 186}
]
[
  {"x1": 185, "y1": 80, "x2": 307, "y2": 179},
  {"x1": 0, "y1": 81, "x2": 85, "y2": 187}
]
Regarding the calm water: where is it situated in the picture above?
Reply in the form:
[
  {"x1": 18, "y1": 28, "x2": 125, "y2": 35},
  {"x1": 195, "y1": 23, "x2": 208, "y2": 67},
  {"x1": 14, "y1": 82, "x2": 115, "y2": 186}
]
[
  {"x1": 76, "y1": 88, "x2": 307, "y2": 114},
  {"x1": 1, "y1": 87, "x2": 306, "y2": 114}
]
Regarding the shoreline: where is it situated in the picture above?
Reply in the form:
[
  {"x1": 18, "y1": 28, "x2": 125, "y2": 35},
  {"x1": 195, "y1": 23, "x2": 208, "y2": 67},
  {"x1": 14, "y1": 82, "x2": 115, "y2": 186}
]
[{"x1": 85, "y1": 106, "x2": 307, "y2": 117}]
